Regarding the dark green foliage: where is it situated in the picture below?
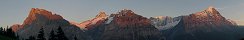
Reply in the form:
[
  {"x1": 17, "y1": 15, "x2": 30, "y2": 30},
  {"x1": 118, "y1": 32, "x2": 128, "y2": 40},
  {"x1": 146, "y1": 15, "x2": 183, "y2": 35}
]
[
  {"x1": 0, "y1": 26, "x2": 18, "y2": 40},
  {"x1": 48, "y1": 26, "x2": 68, "y2": 40},
  {"x1": 74, "y1": 36, "x2": 78, "y2": 40},
  {"x1": 0, "y1": 27, "x2": 3, "y2": 34},
  {"x1": 37, "y1": 27, "x2": 45, "y2": 40},
  {"x1": 48, "y1": 29, "x2": 57, "y2": 40},
  {"x1": 56, "y1": 26, "x2": 68, "y2": 40}
]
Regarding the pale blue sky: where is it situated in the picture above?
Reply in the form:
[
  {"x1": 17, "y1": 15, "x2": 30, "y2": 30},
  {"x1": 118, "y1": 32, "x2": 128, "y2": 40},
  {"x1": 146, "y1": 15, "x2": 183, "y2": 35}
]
[{"x1": 0, "y1": 0, "x2": 244, "y2": 28}]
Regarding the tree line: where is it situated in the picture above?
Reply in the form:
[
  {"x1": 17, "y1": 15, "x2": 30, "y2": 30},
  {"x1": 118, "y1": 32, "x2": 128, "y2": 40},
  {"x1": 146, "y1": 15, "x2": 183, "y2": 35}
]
[
  {"x1": 0, "y1": 26, "x2": 78, "y2": 40},
  {"x1": 0, "y1": 26, "x2": 18, "y2": 40},
  {"x1": 26, "y1": 26, "x2": 78, "y2": 40}
]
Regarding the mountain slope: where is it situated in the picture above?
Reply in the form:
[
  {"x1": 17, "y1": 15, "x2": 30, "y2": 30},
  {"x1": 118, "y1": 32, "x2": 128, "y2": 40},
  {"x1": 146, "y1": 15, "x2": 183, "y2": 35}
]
[
  {"x1": 150, "y1": 16, "x2": 181, "y2": 30},
  {"x1": 182, "y1": 6, "x2": 235, "y2": 32},
  {"x1": 99, "y1": 9, "x2": 163, "y2": 40},
  {"x1": 74, "y1": 11, "x2": 108, "y2": 30},
  {"x1": 162, "y1": 6, "x2": 238, "y2": 40},
  {"x1": 11, "y1": 8, "x2": 91, "y2": 40}
]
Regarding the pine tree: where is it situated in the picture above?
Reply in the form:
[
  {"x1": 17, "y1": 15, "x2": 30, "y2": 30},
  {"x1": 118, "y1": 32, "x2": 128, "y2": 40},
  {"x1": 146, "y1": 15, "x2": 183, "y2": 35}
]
[
  {"x1": 48, "y1": 29, "x2": 57, "y2": 40},
  {"x1": 56, "y1": 26, "x2": 68, "y2": 40},
  {"x1": 0, "y1": 27, "x2": 3, "y2": 35},
  {"x1": 16, "y1": 34, "x2": 19, "y2": 40},
  {"x1": 0, "y1": 26, "x2": 18, "y2": 40},
  {"x1": 37, "y1": 27, "x2": 45, "y2": 40},
  {"x1": 74, "y1": 36, "x2": 78, "y2": 40},
  {"x1": 6, "y1": 27, "x2": 15, "y2": 38}
]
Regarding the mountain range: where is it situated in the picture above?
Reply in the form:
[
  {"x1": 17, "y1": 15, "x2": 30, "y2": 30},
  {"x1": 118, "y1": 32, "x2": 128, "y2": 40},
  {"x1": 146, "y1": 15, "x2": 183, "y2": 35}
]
[{"x1": 10, "y1": 6, "x2": 240, "y2": 40}]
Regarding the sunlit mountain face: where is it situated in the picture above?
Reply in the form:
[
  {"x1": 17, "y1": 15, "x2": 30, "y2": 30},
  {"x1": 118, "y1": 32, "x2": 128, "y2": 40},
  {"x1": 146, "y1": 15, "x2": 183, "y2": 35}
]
[
  {"x1": 0, "y1": 6, "x2": 241, "y2": 40},
  {"x1": 0, "y1": 0, "x2": 242, "y2": 39}
]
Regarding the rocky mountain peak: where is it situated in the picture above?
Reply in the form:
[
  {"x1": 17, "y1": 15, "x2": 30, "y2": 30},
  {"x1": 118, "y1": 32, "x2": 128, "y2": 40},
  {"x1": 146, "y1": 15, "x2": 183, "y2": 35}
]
[
  {"x1": 183, "y1": 6, "x2": 234, "y2": 32},
  {"x1": 117, "y1": 9, "x2": 136, "y2": 17},
  {"x1": 152, "y1": 16, "x2": 171, "y2": 20},
  {"x1": 95, "y1": 11, "x2": 107, "y2": 18},
  {"x1": 77, "y1": 11, "x2": 108, "y2": 29},
  {"x1": 202, "y1": 6, "x2": 221, "y2": 16},
  {"x1": 111, "y1": 9, "x2": 151, "y2": 27},
  {"x1": 23, "y1": 8, "x2": 63, "y2": 25},
  {"x1": 205, "y1": 6, "x2": 215, "y2": 13},
  {"x1": 12, "y1": 8, "x2": 65, "y2": 32}
]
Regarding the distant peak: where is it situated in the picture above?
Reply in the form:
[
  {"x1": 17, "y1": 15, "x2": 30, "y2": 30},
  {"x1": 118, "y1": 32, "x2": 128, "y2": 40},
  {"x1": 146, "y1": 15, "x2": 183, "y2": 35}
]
[
  {"x1": 204, "y1": 6, "x2": 217, "y2": 13},
  {"x1": 29, "y1": 8, "x2": 52, "y2": 17},
  {"x1": 152, "y1": 16, "x2": 171, "y2": 20},
  {"x1": 192, "y1": 6, "x2": 221, "y2": 17},
  {"x1": 117, "y1": 9, "x2": 137, "y2": 17},
  {"x1": 120, "y1": 9, "x2": 134, "y2": 13},
  {"x1": 95, "y1": 11, "x2": 107, "y2": 18},
  {"x1": 111, "y1": 9, "x2": 151, "y2": 27},
  {"x1": 23, "y1": 8, "x2": 63, "y2": 25},
  {"x1": 154, "y1": 16, "x2": 164, "y2": 18}
]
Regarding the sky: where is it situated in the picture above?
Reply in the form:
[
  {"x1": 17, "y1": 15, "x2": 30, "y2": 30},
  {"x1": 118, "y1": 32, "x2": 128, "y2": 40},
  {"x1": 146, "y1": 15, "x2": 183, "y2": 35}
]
[{"x1": 0, "y1": 0, "x2": 244, "y2": 28}]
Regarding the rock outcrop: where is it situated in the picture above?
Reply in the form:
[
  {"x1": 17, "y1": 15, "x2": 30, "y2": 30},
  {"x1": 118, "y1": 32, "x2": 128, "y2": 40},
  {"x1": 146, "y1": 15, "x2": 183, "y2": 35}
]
[
  {"x1": 227, "y1": 19, "x2": 237, "y2": 25},
  {"x1": 150, "y1": 16, "x2": 181, "y2": 30},
  {"x1": 11, "y1": 24, "x2": 22, "y2": 32},
  {"x1": 76, "y1": 11, "x2": 108, "y2": 30},
  {"x1": 10, "y1": 6, "x2": 239, "y2": 40},
  {"x1": 162, "y1": 6, "x2": 238, "y2": 40},
  {"x1": 182, "y1": 6, "x2": 235, "y2": 32},
  {"x1": 23, "y1": 8, "x2": 63, "y2": 25},
  {"x1": 11, "y1": 8, "x2": 64, "y2": 32},
  {"x1": 100, "y1": 9, "x2": 163, "y2": 40},
  {"x1": 12, "y1": 8, "x2": 91, "y2": 40}
]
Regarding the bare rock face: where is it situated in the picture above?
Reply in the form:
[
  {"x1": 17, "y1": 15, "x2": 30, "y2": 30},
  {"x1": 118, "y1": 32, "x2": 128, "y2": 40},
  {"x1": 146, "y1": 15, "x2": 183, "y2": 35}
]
[
  {"x1": 100, "y1": 9, "x2": 163, "y2": 40},
  {"x1": 162, "y1": 6, "x2": 238, "y2": 40},
  {"x1": 12, "y1": 8, "x2": 64, "y2": 32},
  {"x1": 12, "y1": 8, "x2": 91, "y2": 40},
  {"x1": 227, "y1": 19, "x2": 237, "y2": 25},
  {"x1": 23, "y1": 8, "x2": 63, "y2": 25},
  {"x1": 150, "y1": 16, "x2": 181, "y2": 30},
  {"x1": 11, "y1": 24, "x2": 22, "y2": 32},
  {"x1": 182, "y1": 6, "x2": 235, "y2": 32},
  {"x1": 95, "y1": 11, "x2": 107, "y2": 18},
  {"x1": 77, "y1": 11, "x2": 108, "y2": 30},
  {"x1": 111, "y1": 9, "x2": 151, "y2": 27}
]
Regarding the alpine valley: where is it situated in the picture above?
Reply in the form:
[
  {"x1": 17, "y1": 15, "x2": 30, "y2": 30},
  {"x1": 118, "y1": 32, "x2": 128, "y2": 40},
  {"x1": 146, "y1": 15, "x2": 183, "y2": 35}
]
[{"x1": 8, "y1": 6, "x2": 244, "y2": 40}]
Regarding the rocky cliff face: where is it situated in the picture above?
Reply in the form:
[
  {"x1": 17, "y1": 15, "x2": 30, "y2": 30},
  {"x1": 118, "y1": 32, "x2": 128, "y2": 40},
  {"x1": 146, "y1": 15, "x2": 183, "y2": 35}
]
[
  {"x1": 12, "y1": 8, "x2": 91, "y2": 40},
  {"x1": 11, "y1": 24, "x2": 22, "y2": 32},
  {"x1": 150, "y1": 16, "x2": 181, "y2": 30},
  {"x1": 182, "y1": 6, "x2": 235, "y2": 32},
  {"x1": 227, "y1": 19, "x2": 237, "y2": 25},
  {"x1": 76, "y1": 11, "x2": 108, "y2": 30},
  {"x1": 162, "y1": 6, "x2": 238, "y2": 40},
  {"x1": 11, "y1": 8, "x2": 64, "y2": 32},
  {"x1": 24, "y1": 8, "x2": 63, "y2": 25},
  {"x1": 10, "y1": 7, "x2": 239, "y2": 40},
  {"x1": 99, "y1": 9, "x2": 163, "y2": 40}
]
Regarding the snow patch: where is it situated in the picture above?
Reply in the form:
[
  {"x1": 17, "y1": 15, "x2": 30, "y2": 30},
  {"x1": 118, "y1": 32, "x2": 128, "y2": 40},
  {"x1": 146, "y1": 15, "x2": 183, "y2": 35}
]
[
  {"x1": 106, "y1": 17, "x2": 114, "y2": 24},
  {"x1": 157, "y1": 20, "x2": 180, "y2": 30},
  {"x1": 150, "y1": 16, "x2": 182, "y2": 30}
]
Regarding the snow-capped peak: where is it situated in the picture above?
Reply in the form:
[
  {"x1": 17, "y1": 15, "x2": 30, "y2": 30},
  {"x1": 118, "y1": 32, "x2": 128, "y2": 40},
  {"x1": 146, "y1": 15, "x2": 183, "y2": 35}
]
[
  {"x1": 204, "y1": 6, "x2": 218, "y2": 14},
  {"x1": 96, "y1": 11, "x2": 107, "y2": 18},
  {"x1": 150, "y1": 16, "x2": 181, "y2": 30},
  {"x1": 153, "y1": 16, "x2": 165, "y2": 20},
  {"x1": 77, "y1": 11, "x2": 108, "y2": 29},
  {"x1": 206, "y1": 6, "x2": 214, "y2": 12}
]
